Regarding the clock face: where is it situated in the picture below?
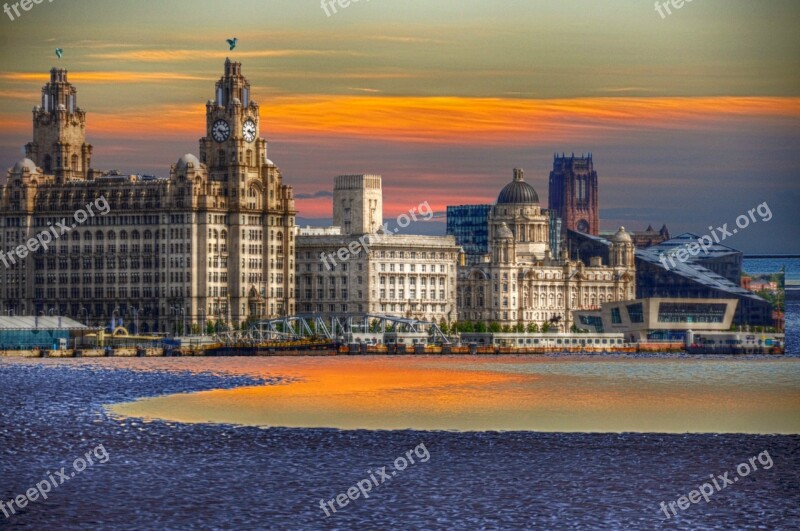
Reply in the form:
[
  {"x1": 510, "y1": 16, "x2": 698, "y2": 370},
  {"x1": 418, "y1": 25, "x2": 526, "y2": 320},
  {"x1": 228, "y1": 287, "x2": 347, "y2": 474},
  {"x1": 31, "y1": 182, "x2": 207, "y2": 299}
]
[
  {"x1": 242, "y1": 119, "x2": 257, "y2": 143},
  {"x1": 577, "y1": 219, "x2": 590, "y2": 233},
  {"x1": 212, "y1": 120, "x2": 230, "y2": 143}
]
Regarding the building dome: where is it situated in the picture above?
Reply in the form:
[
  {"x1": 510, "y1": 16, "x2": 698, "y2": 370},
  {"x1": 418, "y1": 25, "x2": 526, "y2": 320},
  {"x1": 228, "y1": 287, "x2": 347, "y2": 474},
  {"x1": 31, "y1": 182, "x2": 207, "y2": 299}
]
[
  {"x1": 176, "y1": 154, "x2": 201, "y2": 170},
  {"x1": 496, "y1": 222, "x2": 514, "y2": 240},
  {"x1": 497, "y1": 168, "x2": 539, "y2": 204},
  {"x1": 13, "y1": 158, "x2": 38, "y2": 174},
  {"x1": 612, "y1": 226, "x2": 633, "y2": 243}
]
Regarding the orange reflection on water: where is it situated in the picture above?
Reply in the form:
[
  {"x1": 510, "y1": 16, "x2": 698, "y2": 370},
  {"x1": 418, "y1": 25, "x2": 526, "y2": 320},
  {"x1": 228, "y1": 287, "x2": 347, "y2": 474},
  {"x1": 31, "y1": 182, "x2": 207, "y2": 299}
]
[{"x1": 104, "y1": 356, "x2": 800, "y2": 434}]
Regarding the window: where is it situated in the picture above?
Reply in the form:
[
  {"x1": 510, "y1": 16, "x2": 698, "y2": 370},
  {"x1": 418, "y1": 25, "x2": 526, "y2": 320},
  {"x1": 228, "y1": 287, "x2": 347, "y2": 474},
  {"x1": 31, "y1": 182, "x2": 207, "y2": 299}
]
[
  {"x1": 626, "y1": 303, "x2": 644, "y2": 324},
  {"x1": 611, "y1": 307, "x2": 622, "y2": 324}
]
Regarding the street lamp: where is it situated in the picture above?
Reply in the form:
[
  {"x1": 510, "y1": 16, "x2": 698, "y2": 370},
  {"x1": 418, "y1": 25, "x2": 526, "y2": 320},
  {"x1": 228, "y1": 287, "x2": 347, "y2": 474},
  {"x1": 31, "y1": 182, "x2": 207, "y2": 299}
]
[{"x1": 80, "y1": 306, "x2": 88, "y2": 326}]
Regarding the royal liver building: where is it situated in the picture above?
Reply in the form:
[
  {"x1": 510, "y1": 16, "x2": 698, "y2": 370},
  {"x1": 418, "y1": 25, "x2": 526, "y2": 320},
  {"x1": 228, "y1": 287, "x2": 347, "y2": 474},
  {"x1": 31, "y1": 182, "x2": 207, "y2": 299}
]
[{"x1": 0, "y1": 60, "x2": 297, "y2": 332}]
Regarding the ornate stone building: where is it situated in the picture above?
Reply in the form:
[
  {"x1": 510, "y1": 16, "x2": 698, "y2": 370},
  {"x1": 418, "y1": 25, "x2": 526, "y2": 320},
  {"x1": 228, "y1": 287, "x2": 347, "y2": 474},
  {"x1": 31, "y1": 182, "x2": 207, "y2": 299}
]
[
  {"x1": 457, "y1": 169, "x2": 636, "y2": 330},
  {"x1": 0, "y1": 60, "x2": 296, "y2": 332}
]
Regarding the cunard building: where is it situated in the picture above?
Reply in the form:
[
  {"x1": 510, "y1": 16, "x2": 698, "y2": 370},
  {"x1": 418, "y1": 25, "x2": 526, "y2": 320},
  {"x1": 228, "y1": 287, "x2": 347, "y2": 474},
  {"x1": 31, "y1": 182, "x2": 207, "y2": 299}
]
[{"x1": 0, "y1": 60, "x2": 297, "y2": 333}]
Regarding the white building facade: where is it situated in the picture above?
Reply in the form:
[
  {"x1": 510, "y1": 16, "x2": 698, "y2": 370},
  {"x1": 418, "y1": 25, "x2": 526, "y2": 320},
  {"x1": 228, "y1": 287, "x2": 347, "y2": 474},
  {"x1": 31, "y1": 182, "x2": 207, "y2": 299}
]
[{"x1": 296, "y1": 175, "x2": 459, "y2": 323}]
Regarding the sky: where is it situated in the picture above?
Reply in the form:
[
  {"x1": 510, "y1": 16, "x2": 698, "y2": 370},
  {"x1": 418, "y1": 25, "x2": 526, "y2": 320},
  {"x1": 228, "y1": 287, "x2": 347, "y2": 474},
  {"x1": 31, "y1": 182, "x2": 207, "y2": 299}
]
[{"x1": 0, "y1": 0, "x2": 798, "y2": 252}]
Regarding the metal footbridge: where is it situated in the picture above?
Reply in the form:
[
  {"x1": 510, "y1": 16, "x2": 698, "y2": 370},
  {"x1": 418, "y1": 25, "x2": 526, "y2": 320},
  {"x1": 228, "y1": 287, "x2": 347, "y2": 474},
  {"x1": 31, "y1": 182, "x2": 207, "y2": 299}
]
[{"x1": 217, "y1": 314, "x2": 450, "y2": 345}]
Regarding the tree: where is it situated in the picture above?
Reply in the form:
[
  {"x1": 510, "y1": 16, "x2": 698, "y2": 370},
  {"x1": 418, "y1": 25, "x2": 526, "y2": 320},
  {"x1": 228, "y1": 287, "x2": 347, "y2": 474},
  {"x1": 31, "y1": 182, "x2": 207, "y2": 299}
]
[
  {"x1": 501, "y1": 324, "x2": 512, "y2": 333},
  {"x1": 542, "y1": 322, "x2": 551, "y2": 333},
  {"x1": 526, "y1": 322, "x2": 539, "y2": 333},
  {"x1": 489, "y1": 322, "x2": 502, "y2": 333},
  {"x1": 513, "y1": 323, "x2": 525, "y2": 333}
]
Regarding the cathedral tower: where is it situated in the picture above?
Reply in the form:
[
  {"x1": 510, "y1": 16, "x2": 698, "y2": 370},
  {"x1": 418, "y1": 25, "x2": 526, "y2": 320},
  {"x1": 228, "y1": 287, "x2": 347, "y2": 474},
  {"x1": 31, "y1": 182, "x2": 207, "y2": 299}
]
[{"x1": 548, "y1": 153, "x2": 599, "y2": 237}]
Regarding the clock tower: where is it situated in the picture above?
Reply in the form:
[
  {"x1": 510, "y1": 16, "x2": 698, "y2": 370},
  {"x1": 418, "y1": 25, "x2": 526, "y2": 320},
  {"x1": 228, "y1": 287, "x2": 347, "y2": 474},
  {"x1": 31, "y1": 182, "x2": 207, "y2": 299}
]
[
  {"x1": 197, "y1": 59, "x2": 297, "y2": 323},
  {"x1": 200, "y1": 58, "x2": 267, "y2": 189}
]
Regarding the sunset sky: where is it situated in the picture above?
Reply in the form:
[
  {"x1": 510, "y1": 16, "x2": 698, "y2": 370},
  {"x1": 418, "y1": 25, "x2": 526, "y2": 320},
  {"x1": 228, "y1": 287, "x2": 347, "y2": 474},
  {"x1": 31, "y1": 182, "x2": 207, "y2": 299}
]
[{"x1": 0, "y1": 0, "x2": 798, "y2": 252}]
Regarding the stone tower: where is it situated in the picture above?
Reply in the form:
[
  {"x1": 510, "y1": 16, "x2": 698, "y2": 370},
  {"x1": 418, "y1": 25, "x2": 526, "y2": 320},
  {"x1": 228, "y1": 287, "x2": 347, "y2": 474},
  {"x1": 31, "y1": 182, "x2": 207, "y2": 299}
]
[
  {"x1": 25, "y1": 68, "x2": 93, "y2": 182},
  {"x1": 548, "y1": 153, "x2": 599, "y2": 237},
  {"x1": 333, "y1": 174, "x2": 383, "y2": 235},
  {"x1": 197, "y1": 59, "x2": 297, "y2": 320}
]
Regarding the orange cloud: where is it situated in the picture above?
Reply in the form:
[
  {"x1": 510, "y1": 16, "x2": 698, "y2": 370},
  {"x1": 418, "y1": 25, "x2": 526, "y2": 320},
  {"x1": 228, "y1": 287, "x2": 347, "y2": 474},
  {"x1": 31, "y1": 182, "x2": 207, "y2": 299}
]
[
  {"x1": 260, "y1": 95, "x2": 800, "y2": 144},
  {"x1": 3, "y1": 96, "x2": 798, "y2": 145},
  {"x1": 0, "y1": 72, "x2": 211, "y2": 84}
]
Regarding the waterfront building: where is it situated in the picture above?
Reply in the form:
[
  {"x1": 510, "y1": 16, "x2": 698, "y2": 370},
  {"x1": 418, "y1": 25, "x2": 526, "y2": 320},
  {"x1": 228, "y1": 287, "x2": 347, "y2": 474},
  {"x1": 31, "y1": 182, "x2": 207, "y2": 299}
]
[
  {"x1": 569, "y1": 230, "x2": 771, "y2": 326},
  {"x1": 457, "y1": 169, "x2": 636, "y2": 330},
  {"x1": 0, "y1": 61, "x2": 297, "y2": 332},
  {"x1": 573, "y1": 297, "x2": 783, "y2": 350},
  {"x1": 575, "y1": 297, "x2": 738, "y2": 342},
  {"x1": 296, "y1": 175, "x2": 460, "y2": 322},
  {"x1": 0, "y1": 316, "x2": 91, "y2": 350},
  {"x1": 548, "y1": 153, "x2": 599, "y2": 237},
  {"x1": 446, "y1": 204, "x2": 491, "y2": 264}
]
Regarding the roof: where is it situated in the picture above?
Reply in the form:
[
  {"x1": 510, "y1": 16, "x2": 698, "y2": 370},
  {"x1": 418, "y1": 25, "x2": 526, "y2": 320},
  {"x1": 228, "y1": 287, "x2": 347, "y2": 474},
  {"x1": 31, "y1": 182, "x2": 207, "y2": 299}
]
[
  {"x1": 572, "y1": 231, "x2": 764, "y2": 303},
  {"x1": 0, "y1": 316, "x2": 89, "y2": 331},
  {"x1": 648, "y1": 232, "x2": 741, "y2": 259},
  {"x1": 497, "y1": 169, "x2": 539, "y2": 205}
]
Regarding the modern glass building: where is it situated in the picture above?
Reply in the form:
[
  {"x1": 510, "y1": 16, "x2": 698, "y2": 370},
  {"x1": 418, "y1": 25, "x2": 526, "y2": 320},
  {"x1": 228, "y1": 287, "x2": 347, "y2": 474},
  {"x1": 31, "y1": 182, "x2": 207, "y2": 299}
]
[
  {"x1": 593, "y1": 297, "x2": 738, "y2": 343},
  {"x1": 446, "y1": 205, "x2": 491, "y2": 264}
]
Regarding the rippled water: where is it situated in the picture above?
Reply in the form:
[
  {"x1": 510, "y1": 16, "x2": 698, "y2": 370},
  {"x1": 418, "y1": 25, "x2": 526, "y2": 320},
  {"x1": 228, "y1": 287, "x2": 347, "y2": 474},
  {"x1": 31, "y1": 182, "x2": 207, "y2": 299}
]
[{"x1": 1, "y1": 358, "x2": 799, "y2": 529}]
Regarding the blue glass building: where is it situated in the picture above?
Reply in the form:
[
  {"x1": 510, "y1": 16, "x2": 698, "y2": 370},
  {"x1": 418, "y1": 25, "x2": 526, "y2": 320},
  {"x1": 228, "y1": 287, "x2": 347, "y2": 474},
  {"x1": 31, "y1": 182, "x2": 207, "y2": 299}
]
[{"x1": 446, "y1": 205, "x2": 491, "y2": 264}]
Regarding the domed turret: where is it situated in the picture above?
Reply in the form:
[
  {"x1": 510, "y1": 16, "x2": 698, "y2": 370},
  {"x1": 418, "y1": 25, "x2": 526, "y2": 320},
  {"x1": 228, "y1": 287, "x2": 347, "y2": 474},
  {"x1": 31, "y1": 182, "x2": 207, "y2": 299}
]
[
  {"x1": 497, "y1": 168, "x2": 539, "y2": 204},
  {"x1": 13, "y1": 158, "x2": 38, "y2": 174},
  {"x1": 176, "y1": 154, "x2": 201, "y2": 170},
  {"x1": 496, "y1": 222, "x2": 514, "y2": 240},
  {"x1": 612, "y1": 226, "x2": 633, "y2": 243}
]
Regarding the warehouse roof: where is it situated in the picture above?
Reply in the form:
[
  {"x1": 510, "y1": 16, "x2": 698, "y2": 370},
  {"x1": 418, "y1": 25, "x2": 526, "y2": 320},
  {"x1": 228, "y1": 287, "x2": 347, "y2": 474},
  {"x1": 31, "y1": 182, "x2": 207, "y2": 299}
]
[{"x1": 0, "y1": 316, "x2": 89, "y2": 331}]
